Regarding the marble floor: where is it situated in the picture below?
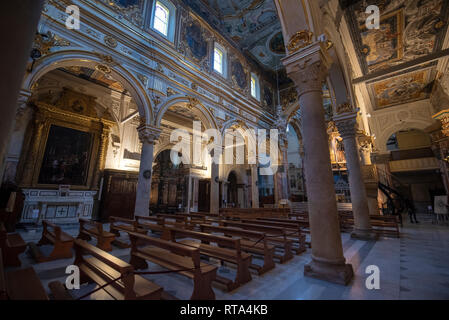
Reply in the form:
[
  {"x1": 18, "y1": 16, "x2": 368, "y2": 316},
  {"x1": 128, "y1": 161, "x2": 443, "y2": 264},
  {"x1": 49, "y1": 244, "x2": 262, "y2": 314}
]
[{"x1": 6, "y1": 213, "x2": 449, "y2": 300}]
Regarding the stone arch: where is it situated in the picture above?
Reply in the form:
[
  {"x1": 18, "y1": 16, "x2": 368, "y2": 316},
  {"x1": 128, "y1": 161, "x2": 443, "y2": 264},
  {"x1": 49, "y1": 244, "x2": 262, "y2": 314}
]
[
  {"x1": 22, "y1": 50, "x2": 153, "y2": 124},
  {"x1": 377, "y1": 120, "x2": 434, "y2": 153},
  {"x1": 220, "y1": 119, "x2": 257, "y2": 152},
  {"x1": 155, "y1": 95, "x2": 218, "y2": 130}
]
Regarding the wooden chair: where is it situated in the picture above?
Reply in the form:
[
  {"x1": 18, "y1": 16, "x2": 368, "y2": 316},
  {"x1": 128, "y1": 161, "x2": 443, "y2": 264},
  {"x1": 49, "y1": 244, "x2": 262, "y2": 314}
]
[
  {"x1": 165, "y1": 227, "x2": 252, "y2": 291},
  {"x1": 77, "y1": 218, "x2": 115, "y2": 251},
  {"x1": 31, "y1": 220, "x2": 74, "y2": 262},
  {"x1": 0, "y1": 222, "x2": 26, "y2": 267},
  {"x1": 74, "y1": 239, "x2": 162, "y2": 300},
  {"x1": 199, "y1": 224, "x2": 276, "y2": 275},
  {"x1": 128, "y1": 231, "x2": 217, "y2": 300}
]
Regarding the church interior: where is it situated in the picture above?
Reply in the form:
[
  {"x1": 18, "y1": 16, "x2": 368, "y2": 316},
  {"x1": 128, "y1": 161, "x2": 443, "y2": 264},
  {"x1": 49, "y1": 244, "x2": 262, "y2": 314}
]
[{"x1": 1, "y1": 0, "x2": 449, "y2": 301}]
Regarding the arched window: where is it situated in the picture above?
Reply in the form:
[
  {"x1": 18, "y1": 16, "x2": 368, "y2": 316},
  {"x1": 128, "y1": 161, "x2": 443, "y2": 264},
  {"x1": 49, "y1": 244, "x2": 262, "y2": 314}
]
[
  {"x1": 251, "y1": 73, "x2": 260, "y2": 100},
  {"x1": 150, "y1": 0, "x2": 176, "y2": 41},
  {"x1": 213, "y1": 43, "x2": 227, "y2": 77}
]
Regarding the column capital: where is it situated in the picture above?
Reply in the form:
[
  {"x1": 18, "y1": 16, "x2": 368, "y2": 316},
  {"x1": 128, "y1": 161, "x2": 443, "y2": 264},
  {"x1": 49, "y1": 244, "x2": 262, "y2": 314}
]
[
  {"x1": 333, "y1": 111, "x2": 358, "y2": 139},
  {"x1": 137, "y1": 125, "x2": 161, "y2": 144},
  {"x1": 433, "y1": 109, "x2": 449, "y2": 137},
  {"x1": 282, "y1": 42, "x2": 332, "y2": 97}
]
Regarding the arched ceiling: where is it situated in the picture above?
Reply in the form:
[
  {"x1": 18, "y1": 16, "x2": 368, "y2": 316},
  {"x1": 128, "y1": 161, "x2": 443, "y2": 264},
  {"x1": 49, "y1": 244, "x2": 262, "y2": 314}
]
[{"x1": 182, "y1": 0, "x2": 286, "y2": 71}]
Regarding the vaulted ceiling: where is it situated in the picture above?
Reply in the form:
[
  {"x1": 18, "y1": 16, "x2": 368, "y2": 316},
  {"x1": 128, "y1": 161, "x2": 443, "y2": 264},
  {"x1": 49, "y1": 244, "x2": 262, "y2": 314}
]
[{"x1": 182, "y1": 0, "x2": 285, "y2": 71}]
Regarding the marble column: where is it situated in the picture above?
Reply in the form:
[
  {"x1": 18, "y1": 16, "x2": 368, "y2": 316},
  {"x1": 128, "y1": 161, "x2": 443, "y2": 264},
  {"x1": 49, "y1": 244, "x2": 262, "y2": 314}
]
[
  {"x1": 251, "y1": 165, "x2": 259, "y2": 208},
  {"x1": 210, "y1": 161, "x2": 219, "y2": 214},
  {"x1": 0, "y1": 0, "x2": 45, "y2": 183},
  {"x1": 283, "y1": 42, "x2": 353, "y2": 285},
  {"x1": 134, "y1": 125, "x2": 161, "y2": 217},
  {"x1": 334, "y1": 111, "x2": 376, "y2": 240}
]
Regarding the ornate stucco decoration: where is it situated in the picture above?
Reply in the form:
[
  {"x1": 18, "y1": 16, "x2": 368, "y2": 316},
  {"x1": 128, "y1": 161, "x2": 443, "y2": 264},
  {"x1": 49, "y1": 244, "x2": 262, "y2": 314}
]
[
  {"x1": 93, "y1": 53, "x2": 119, "y2": 67},
  {"x1": 137, "y1": 125, "x2": 162, "y2": 144},
  {"x1": 104, "y1": 35, "x2": 118, "y2": 48},
  {"x1": 336, "y1": 103, "x2": 355, "y2": 115},
  {"x1": 287, "y1": 30, "x2": 314, "y2": 53},
  {"x1": 166, "y1": 88, "x2": 177, "y2": 97},
  {"x1": 187, "y1": 97, "x2": 200, "y2": 109},
  {"x1": 95, "y1": 64, "x2": 112, "y2": 74},
  {"x1": 32, "y1": 31, "x2": 70, "y2": 57}
]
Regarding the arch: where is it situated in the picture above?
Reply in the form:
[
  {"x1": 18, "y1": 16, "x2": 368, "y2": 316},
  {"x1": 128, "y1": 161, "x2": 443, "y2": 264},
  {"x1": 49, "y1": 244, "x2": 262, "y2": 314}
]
[
  {"x1": 376, "y1": 120, "x2": 434, "y2": 153},
  {"x1": 22, "y1": 50, "x2": 153, "y2": 124},
  {"x1": 220, "y1": 119, "x2": 257, "y2": 150},
  {"x1": 155, "y1": 95, "x2": 218, "y2": 130}
]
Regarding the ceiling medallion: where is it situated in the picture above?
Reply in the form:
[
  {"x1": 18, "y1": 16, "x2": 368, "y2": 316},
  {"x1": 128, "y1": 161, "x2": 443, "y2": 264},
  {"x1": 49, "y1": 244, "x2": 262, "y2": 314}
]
[
  {"x1": 95, "y1": 64, "x2": 111, "y2": 74},
  {"x1": 287, "y1": 30, "x2": 313, "y2": 53}
]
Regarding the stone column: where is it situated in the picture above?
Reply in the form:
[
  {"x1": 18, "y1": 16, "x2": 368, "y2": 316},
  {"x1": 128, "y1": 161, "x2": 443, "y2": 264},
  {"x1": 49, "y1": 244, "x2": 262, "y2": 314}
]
[
  {"x1": 134, "y1": 125, "x2": 161, "y2": 217},
  {"x1": 2, "y1": 90, "x2": 33, "y2": 184},
  {"x1": 251, "y1": 165, "x2": 259, "y2": 208},
  {"x1": 186, "y1": 174, "x2": 192, "y2": 213},
  {"x1": 358, "y1": 133, "x2": 380, "y2": 215},
  {"x1": 283, "y1": 42, "x2": 353, "y2": 284},
  {"x1": 0, "y1": 0, "x2": 45, "y2": 183},
  {"x1": 210, "y1": 161, "x2": 219, "y2": 214},
  {"x1": 334, "y1": 111, "x2": 375, "y2": 240}
]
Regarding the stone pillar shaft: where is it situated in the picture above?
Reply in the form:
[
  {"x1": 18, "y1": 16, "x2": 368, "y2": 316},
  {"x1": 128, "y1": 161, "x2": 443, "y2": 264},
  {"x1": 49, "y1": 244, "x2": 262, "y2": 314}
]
[
  {"x1": 334, "y1": 113, "x2": 374, "y2": 239},
  {"x1": 251, "y1": 165, "x2": 259, "y2": 208},
  {"x1": 0, "y1": 0, "x2": 45, "y2": 183},
  {"x1": 134, "y1": 125, "x2": 161, "y2": 217},
  {"x1": 283, "y1": 42, "x2": 353, "y2": 285},
  {"x1": 210, "y1": 162, "x2": 219, "y2": 214}
]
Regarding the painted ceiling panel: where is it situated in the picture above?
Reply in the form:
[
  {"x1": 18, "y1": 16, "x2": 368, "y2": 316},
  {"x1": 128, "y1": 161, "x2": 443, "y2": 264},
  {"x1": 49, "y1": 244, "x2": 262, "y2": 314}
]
[{"x1": 346, "y1": 0, "x2": 449, "y2": 74}]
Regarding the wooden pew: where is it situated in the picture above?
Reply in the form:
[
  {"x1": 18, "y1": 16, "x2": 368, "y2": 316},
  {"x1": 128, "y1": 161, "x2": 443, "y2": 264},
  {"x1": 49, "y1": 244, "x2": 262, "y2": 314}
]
[
  {"x1": 199, "y1": 224, "x2": 275, "y2": 275},
  {"x1": 30, "y1": 220, "x2": 74, "y2": 262},
  {"x1": 1, "y1": 248, "x2": 49, "y2": 300},
  {"x1": 220, "y1": 220, "x2": 294, "y2": 263},
  {"x1": 220, "y1": 208, "x2": 289, "y2": 220},
  {"x1": 128, "y1": 231, "x2": 217, "y2": 300},
  {"x1": 164, "y1": 227, "x2": 252, "y2": 291},
  {"x1": 135, "y1": 216, "x2": 171, "y2": 240},
  {"x1": 74, "y1": 239, "x2": 162, "y2": 300},
  {"x1": 77, "y1": 218, "x2": 115, "y2": 252},
  {"x1": 339, "y1": 213, "x2": 400, "y2": 238},
  {"x1": 0, "y1": 222, "x2": 26, "y2": 267},
  {"x1": 109, "y1": 216, "x2": 147, "y2": 248},
  {"x1": 241, "y1": 218, "x2": 307, "y2": 254}
]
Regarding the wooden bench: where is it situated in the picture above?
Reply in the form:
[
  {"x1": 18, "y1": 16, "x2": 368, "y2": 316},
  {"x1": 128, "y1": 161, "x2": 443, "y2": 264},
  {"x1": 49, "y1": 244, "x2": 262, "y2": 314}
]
[
  {"x1": 164, "y1": 227, "x2": 252, "y2": 291},
  {"x1": 339, "y1": 213, "x2": 400, "y2": 238},
  {"x1": 242, "y1": 218, "x2": 307, "y2": 253},
  {"x1": 220, "y1": 208, "x2": 289, "y2": 220},
  {"x1": 77, "y1": 218, "x2": 115, "y2": 252},
  {"x1": 74, "y1": 239, "x2": 162, "y2": 300},
  {"x1": 199, "y1": 224, "x2": 276, "y2": 275},
  {"x1": 109, "y1": 216, "x2": 147, "y2": 248},
  {"x1": 220, "y1": 220, "x2": 294, "y2": 263},
  {"x1": 29, "y1": 220, "x2": 74, "y2": 262},
  {"x1": 0, "y1": 248, "x2": 49, "y2": 300},
  {"x1": 128, "y1": 231, "x2": 217, "y2": 300},
  {"x1": 0, "y1": 222, "x2": 26, "y2": 267}
]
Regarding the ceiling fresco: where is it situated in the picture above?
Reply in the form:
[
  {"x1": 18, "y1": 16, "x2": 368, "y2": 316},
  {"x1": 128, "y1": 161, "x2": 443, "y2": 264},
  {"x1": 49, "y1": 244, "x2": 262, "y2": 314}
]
[
  {"x1": 182, "y1": 0, "x2": 285, "y2": 71},
  {"x1": 367, "y1": 64, "x2": 436, "y2": 110},
  {"x1": 58, "y1": 67, "x2": 127, "y2": 94},
  {"x1": 346, "y1": 0, "x2": 449, "y2": 74}
]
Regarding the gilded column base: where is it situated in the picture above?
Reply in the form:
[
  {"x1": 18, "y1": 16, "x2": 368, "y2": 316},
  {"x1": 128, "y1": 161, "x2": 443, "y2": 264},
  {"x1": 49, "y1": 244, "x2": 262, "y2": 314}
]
[
  {"x1": 351, "y1": 228, "x2": 378, "y2": 241},
  {"x1": 304, "y1": 258, "x2": 354, "y2": 285}
]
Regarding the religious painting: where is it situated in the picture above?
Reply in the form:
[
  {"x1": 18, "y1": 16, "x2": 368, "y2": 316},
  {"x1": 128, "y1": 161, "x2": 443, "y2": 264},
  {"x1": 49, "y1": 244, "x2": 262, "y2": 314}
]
[
  {"x1": 360, "y1": 9, "x2": 403, "y2": 72},
  {"x1": 371, "y1": 70, "x2": 432, "y2": 109},
  {"x1": 263, "y1": 85, "x2": 273, "y2": 108},
  {"x1": 38, "y1": 125, "x2": 93, "y2": 186},
  {"x1": 269, "y1": 32, "x2": 286, "y2": 54},
  {"x1": 185, "y1": 20, "x2": 208, "y2": 61},
  {"x1": 231, "y1": 60, "x2": 247, "y2": 90},
  {"x1": 113, "y1": 0, "x2": 140, "y2": 8}
]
